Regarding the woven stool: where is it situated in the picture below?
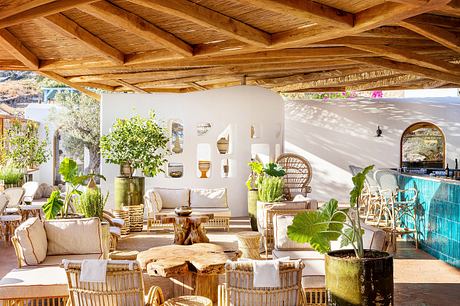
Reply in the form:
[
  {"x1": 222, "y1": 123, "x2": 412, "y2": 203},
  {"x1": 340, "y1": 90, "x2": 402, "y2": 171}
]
[
  {"x1": 127, "y1": 204, "x2": 144, "y2": 232},
  {"x1": 109, "y1": 250, "x2": 139, "y2": 260},
  {"x1": 236, "y1": 231, "x2": 262, "y2": 259},
  {"x1": 165, "y1": 295, "x2": 212, "y2": 306},
  {"x1": 113, "y1": 208, "x2": 130, "y2": 235}
]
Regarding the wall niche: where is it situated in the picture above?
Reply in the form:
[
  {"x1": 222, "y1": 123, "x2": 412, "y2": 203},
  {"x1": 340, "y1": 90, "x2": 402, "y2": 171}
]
[
  {"x1": 170, "y1": 120, "x2": 184, "y2": 154},
  {"x1": 217, "y1": 125, "x2": 231, "y2": 154},
  {"x1": 168, "y1": 163, "x2": 183, "y2": 178},
  {"x1": 197, "y1": 122, "x2": 211, "y2": 136},
  {"x1": 197, "y1": 143, "x2": 211, "y2": 178}
]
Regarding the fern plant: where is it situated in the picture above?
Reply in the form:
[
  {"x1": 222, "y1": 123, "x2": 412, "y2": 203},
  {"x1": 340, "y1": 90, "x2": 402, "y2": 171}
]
[{"x1": 258, "y1": 176, "x2": 284, "y2": 202}]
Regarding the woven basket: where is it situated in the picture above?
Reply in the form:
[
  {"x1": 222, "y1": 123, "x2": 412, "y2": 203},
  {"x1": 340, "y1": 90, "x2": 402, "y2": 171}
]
[
  {"x1": 113, "y1": 208, "x2": 130, "y2": 235},
  {"x1": 127, "y1": 204, "x2": 144, "y2": 232}
]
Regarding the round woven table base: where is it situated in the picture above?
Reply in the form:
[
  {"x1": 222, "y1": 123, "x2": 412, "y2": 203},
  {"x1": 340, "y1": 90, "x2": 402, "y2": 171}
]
[
  {"x1": 165, "y1": 295, "x2": 212, "y2": 306},
  {"x1": 109, "y1": 250, "x2": 139, "y2": 260},
  {"x1": 113, "y1": 209, "x2": 130, "y2": 235},
  {"x1": 126, "y1": 205, "x2": 144, "y2": 232},
  {"x1": 237, "y1": 231, "x2": 262, "y2": 259}
]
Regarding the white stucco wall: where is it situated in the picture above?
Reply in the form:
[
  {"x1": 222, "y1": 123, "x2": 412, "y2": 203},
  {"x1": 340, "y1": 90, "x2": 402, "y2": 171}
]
[
  {"x1": 284, "y1": 97, "x2": 460, "y2": 202},
  {"x1": 100, "y1": 86, "x2": 284, "y2": 216}
]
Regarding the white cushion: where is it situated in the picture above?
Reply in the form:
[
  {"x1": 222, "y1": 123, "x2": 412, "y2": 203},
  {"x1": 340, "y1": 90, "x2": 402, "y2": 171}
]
[
  {"x1": 14, "y1": 217, "x2": 48, "y2": 265},
  {"x1": 190, "y1": 188, "x2": 228, "y2": 208},
  {"x1": 273, "y1": 249, "x2": 325, "y2": 276},
  {"x1": 153, "y1": 187, "x2": 189, "y2": 209},
  {"x1": 38, "y1": 254, "x2": 104, "y2": 266},
  {"x1": 145, "y1": 189, "x2": 163, "y2": 217},
  {"x1": 273, "y1": 214, "x2": 312, "y2": 250},
  {"x1": 44, "y1": 217, "x2": 103, "y2": 256},
  {"x1": 191, "y1": 207, "x2": 232, "y2": 217}
]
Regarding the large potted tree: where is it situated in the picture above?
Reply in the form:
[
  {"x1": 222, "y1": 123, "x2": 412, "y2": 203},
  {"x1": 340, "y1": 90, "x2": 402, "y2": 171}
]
[
  {"x1": 100, "y1": 111, "x2": 169, "y2": 231},
  {"x1": 287, "y1": 165, "x2": 393, "y2": 305}
]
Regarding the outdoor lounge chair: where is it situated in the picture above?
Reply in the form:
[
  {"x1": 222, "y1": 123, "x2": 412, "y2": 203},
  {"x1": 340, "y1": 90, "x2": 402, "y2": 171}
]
[
  {"x1": 21, "y1": 181, "x2": 39, "y2": 203},
  {"x1": 276, "y1": 153, "x2": 313, "y2": 200},
  {"x1": 3, "y1": 187, "x2": 25, "y2": 214}
]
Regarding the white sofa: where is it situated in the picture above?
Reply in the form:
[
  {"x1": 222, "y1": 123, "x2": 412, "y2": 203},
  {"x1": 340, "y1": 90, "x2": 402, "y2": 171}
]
[
  {"x1": 12, "y1": 217, "x2": 108, "y2": 268},
  {"x1": 271, "y1": 213, "x2": 387, "y2": 285},
  {"x1": 145, "y1": 187, "x2": 231, "y2": 231}
]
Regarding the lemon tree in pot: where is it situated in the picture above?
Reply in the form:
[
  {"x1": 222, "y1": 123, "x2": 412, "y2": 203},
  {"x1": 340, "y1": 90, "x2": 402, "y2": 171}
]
[{"x1": 287, "y1": 165, "x2": 393, "y2": 306}]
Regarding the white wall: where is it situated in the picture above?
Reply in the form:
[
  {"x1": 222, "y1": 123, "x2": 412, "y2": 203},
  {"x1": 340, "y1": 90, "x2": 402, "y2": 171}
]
[
  {"x1": 284, "y1": 97, "x2": 460, "y2": 202},
  {"x1": 101, "y1": 86, "x2": 284, "y2": 216}
]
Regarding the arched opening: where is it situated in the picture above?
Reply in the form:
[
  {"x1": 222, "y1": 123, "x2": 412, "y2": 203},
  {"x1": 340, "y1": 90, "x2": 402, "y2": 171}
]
[{"x1": 401, "y1": 122, "x2": 445, "y2": 169}]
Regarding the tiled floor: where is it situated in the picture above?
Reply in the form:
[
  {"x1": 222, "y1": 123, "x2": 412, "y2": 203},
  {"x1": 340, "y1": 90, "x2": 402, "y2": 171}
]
[{"x1": 1, "y1": 217, "x2": 459, "y2": 305}]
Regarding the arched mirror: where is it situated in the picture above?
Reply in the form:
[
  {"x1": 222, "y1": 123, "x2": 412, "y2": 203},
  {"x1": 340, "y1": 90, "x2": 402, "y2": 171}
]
[{"x1": 401, "y1": 122, "x2": 445, "y2": 169}]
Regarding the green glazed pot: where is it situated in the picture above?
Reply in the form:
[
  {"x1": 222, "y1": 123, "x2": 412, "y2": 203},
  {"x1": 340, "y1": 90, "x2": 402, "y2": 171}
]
[
  {"x1": 326, "y1": 249, "x2": 393, "y2": 306},
  {"x1": 114, "y1": 176, "x2": 145, "y2": 210},
  {"x1": 247, "y1": 190, "x2": 258, "y2": 231}
]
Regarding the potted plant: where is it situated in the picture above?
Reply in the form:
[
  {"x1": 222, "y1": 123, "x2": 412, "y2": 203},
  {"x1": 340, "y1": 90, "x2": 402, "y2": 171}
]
[
  {"x1": 246, "y1": 161, "x2": 263, "y2": 230},
  {"x1": 75, "y1": 186, "x2": 109, "y2": 219},
  {"x1": 287, "y1": 165, "x2": 393, "y2": 305},
  {"x1": 0, "y1": 165, "x2": 24, "y2": 188},
  {"x1": 100, "y1": 112, "x2": 168, "y2": 231}
]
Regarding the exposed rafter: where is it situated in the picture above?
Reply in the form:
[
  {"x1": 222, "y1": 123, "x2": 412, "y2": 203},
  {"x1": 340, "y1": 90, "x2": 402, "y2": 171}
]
[
  {"x1": 128, "y1": 0, "x2": 271, "y2": 47},
  {"x1": 0, "y1": 0, "x2": 55, "y2": 19},
  {"x1": 39, "y1": 71, "x2": 101, "y2": 100},
  {"x1": 345, "y1": 74, "x2": 424, "y2": 91},
  {"x1": 399, "y1": 20, "x2": 460, "y2": 53},
  {"x1": 116, "y1": 79, "x2": 149, "y2": 93},
  {"x1": 238, "y1": 0, "x2": 354, "y2": 28},
  {"x1": 0, "y1": 0, "x2": 98, "y2": 29},
  {"x1": 80, "y1": 1, "x2": 193, "y2": 57},
  {"x1": 41, "y1": 13, "x2": 125, "y2": 65},
  {"x1": 0, "y1": 29, "x2": 39, "y2": 69}
]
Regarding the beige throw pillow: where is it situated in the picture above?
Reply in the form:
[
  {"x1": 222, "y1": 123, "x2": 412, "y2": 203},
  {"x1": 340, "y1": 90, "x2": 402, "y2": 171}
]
[
  {"x1": 146, "y1": 189, "x2": 163, "y2": 216},
  {"x1": 153, "y1": 187, "x2": 189, "y2": 208},
  {"x1": 14, "y1": 217, "x2": 48, "y2": 265},
  {"x1": 190, "y1": 188, "x2": 227, "y2": 208}
]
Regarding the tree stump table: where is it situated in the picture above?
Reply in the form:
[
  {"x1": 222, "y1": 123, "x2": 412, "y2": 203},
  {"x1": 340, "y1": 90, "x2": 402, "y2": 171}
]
[
  {"x1": 137, "y1": 243, "x2": 240, "y2": 303},
  {"x1": 160, "y1": 214, "x2": 213, "y2": 245}
]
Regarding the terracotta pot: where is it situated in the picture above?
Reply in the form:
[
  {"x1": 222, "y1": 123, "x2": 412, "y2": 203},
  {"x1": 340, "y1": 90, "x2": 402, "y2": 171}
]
[
  {"x1": 217, "y1": 137, "x2": 229, "y2": 154},
  {"x1": 326, "y1": 249, "x2": 393, "y2": 306}
]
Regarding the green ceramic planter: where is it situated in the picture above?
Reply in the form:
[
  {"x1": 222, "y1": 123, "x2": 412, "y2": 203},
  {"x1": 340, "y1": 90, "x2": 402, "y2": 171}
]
[
  {"x1": 114, "y1": 176, "x2": 145, "y2": 210},
  {"x1": 326, "y1": 249, "x2": 393, "y2": 306},
  {"x1": 247, "y1": 189, "x2": 258, "y2": 231}
]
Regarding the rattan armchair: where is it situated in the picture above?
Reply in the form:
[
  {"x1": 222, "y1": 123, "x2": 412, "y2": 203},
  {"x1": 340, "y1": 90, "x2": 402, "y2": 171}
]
[
  {"x1": 218, "y1": 260, "x2": 306, "y2": 306},
  {"x1": 276, "y1": 153, "x2": 313, "y2": 200},
  {"x1": 62, "y1": 260, "x2": 165, "y2": 306}
]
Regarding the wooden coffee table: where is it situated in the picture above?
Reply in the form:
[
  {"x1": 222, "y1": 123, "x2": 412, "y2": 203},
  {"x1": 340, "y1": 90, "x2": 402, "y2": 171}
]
[
  {"x1": 137, "y1": 243, "x2": 240, "y2": 302},
  {"x1": 159, "y1": 213, "x2": 213, "y2": 245}
]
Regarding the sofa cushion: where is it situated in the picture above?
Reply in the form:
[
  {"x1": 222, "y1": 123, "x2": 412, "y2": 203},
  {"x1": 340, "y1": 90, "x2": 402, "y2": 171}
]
[
  {"x1": 0, "y1": 266, "x2": 68, "y2": 299},
  {"x1": 273, "y1": 214, "x2": 313, "y2": 250},
  {"x1": 190, "y1": 188, "x2": 227, "y2": 208},
  {"x1": 145, "y1": 189, "x2": 163, "y2": 217},
  {"x1": 273, "y1": 249, "x2": 325, "y2": 276},
  {"x1": 45, "y1": 217, "x2": 103, "y2": 256},
  {"x1": 38, "y1": 254, "x2": 104, "y2": 266},
  {"x1": 153, "y1": 187, "x2": 189, "y2": 209},
  {"x1": 191, "y1": 207, "x2": 232, "y2": 217},
  {"x1": 14, "y1": 217, "x2": 47, "y2": 265}
]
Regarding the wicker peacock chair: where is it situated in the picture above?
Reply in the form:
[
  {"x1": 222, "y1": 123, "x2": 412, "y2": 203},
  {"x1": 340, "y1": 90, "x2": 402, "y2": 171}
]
[{"x1": 276, "y1": 153, "x2": 313, "y2": 201}]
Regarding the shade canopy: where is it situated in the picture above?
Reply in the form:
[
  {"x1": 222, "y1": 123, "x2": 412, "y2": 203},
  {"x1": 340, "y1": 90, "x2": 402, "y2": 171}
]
[{"x1": 0, "y1": 0, "x2": 459, "y2": 100}]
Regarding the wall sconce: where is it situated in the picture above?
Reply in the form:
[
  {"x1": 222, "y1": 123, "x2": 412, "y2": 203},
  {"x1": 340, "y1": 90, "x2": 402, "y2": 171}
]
[{"x1": 376, "y1": 126, "x2": 383, "y2": 137}]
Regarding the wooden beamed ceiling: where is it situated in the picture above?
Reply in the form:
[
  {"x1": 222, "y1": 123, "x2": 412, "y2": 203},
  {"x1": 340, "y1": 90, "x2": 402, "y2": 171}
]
[{"x1": 0, "y1": 0, "x2": 459, "y2": 100}]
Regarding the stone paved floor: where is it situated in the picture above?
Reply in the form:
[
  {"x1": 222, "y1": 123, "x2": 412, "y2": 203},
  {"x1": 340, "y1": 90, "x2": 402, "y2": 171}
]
[{"x1": 1, "y1": 217, "x2": 459, "y2": 305}]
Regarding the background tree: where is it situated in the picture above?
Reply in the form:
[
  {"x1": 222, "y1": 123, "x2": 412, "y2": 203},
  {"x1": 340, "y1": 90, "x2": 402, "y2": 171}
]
[{"x1": 50, "y1": 91, "x2": 100, "y2": 174}]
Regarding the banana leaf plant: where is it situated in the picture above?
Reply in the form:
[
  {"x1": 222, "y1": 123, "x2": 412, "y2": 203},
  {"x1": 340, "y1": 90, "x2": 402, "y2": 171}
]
[
  {"x1": 42, "y1": 158, "x2": 106, "y2": 219},
  {"x1": 287, "y1": 165, "x2": 373, "y2": 258}
]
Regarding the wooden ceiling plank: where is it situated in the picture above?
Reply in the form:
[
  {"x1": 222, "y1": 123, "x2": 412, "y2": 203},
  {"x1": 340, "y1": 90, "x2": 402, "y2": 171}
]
[
  {"x1": 128, "y1": 0, "x2": 271, "y2": 47},
  {"x1": 238, "y1": 0, "x2": 354, "y2": 28},
  {"x1": 116, "y1": 79, "x2": 149, "y2": 93},
  {"x1": 350, "y1": 57, "x2": 460, "y2": 85},
  {"x1": 439, "y1": 0, "x2": 460, "y2": 17},
  {"x1": 0, "y1": 29, "x2": 39, "y2": 69},
  {"x1": 39, "y1": 71, "x2": 101, "y2": 100},
  {"x1": 189, "y1": 82, "x2": 208, "y2": 91},
  {"x1": 41, "y1": 13, "x2": 125, "y2": 65},
  {"x1": 345, "y1": 74, "x2": 424, "y2": 91},
  {"x1": 0, "y1": 0, "x2": 98, "y2": 29},
  {"x1": 80, "y1": 1, "x2": 193, "y2": 57},
  {"x1": 346, "y1": 44, "x2": 460, "y2": 75},
  {"x1": 399, "y1": 20, "x2": 460, "y2": 53},
  {"x1": 0, "y1": 0, "x2": 55, "y2": 19}
]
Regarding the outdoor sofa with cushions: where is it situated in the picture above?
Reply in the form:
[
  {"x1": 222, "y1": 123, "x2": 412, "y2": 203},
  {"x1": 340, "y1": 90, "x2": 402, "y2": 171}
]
[
  {"x1": 12, "y1": 217, "x2": 108, "y2": 268},
  {"x1": 271, "y1": 213, "x2": 387, "y2": 284},
  {"x1": 145, "y1": 187, "x2": 231, "y2": 231}
]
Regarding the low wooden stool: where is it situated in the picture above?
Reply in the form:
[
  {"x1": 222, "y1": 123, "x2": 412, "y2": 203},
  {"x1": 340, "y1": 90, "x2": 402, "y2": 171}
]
[
  {"x1": 236, "y1": 231, "x2": 262, "y2": 259},
  {"x1": 165, "y1": 295, "x2": 212, "y2": 306},
  {"x1": 109, "y1": 250, "x2": 139, "y2": 260}
]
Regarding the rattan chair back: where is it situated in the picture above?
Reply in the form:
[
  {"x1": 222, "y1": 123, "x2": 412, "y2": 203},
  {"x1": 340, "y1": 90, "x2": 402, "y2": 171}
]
[{"x1": 276, "y1": 153, "x2": 312, "y2": 201}]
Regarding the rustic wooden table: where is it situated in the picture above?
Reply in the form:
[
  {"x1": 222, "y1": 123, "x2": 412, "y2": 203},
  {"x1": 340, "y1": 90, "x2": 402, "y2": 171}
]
[
  {"x1": 159, "y1": 213, "x2": 214, "y2": 245},
  {"x1": 137, "y1": 243, "x2": 240, "y2": 303}
]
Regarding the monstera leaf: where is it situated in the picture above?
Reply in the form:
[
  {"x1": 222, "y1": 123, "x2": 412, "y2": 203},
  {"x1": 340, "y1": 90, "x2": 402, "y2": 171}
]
[
  {"x1": 263, "y1": 162, "x2": 286, "y2": 177},
  {"x1": 350, "y1": 165, "x2": 374, "y2": 207},
  {"x1": 59, "y1": 157, "x2": 79, "y2": 185},
  {"x1": 42, "y1": 190, "x2": 64, "y2": 220}
]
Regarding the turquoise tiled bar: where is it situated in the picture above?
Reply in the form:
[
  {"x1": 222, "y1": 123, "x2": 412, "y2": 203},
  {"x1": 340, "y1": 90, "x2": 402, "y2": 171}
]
[{"x1": 398, "y1": 174, "x2": 460, "y2": 268}]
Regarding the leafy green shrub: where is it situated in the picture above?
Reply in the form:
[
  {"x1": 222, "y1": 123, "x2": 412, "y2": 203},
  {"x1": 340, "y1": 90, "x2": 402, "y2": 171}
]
[
  {"x1": 0, "y1": 165, "x2": 23, "y2": 184},
  {"x1": 43, "y1": 191, "x2": 64, "y2": 220},
  {"x1": 258, "y1": 176, "x2": 284, "y2": 202},
  {"x1": 76, "y1": 187, "x2": 108, "y2": 219}
]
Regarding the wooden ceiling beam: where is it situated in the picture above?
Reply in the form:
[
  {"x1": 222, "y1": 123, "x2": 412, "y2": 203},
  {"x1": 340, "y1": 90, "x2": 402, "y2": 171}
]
[
  {"x1": 41, "y1": 13, "x2": 125, "y2": 65},
  {"x1": 80, "y1": 1, "x2": 193, "y2": 57},
  {"x1": 350, "y1": 57, "x2": 460, "y2": 85},
  {"x1": 346, "y1": 44, "x2": 460, "y2": 75},
  {"x1": 188, "y1": 82, "x2": 208, "y2": 91},
  {"x1": 115, "y1": 79, "x2": 149, "y2": 93},
  {"x1": 0, "y1": 29, "x2": 39, "y2": 69},
  {"x1": 0, "y1": 0, "x2": 98, "y2": 29},
  {"x1": 439, "y1": 0, "x2": 460, "y2": 17},
  {"x1": 0, "y1": 0, "x2": 55, "y2": 19},
  {"x1": 409, "y1": 13, "x2": 460, "y2": 28},
  {"x1": 399, "y1": 20, "x2": 460, "y2": 53},
  {"x1": 345, "y1": 74, "x2": 424, "y2": 91},
  {"x1": 38, "y1": 71, "x2": 101, "y2": 100},
  {"x1": 128, "y1": 0, "x2": 271, "y2": 47},
  {"x1": 238, "y1": 0, "x2": 354, "y2": 28}
]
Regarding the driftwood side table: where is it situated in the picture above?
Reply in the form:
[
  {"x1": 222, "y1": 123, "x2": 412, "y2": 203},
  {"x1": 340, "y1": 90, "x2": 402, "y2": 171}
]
[
  {"x1": 160, "y1": 214, "x2": 213, "y2": 245},
  {"x1": 236, "y1": 231, "x2": 262, "y2": 259}
]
